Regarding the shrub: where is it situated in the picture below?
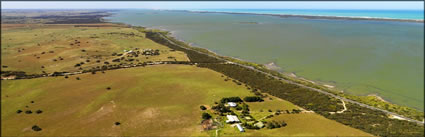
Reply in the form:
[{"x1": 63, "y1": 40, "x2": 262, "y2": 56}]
[
  {"x1": 32, "y1": 125, "x2": 42, "y2": 131},
  {"x1": 202, "y1": 112, "x2": 212, "y2": 120},
  {"x1": 281, "y1": 121, "x2": 287, "y2": 127},
  {"x1": 115, "y1": 122, "x2": 121, "y2": 126},
  {"x1": 16, "y1": 110, "x2": 22, "y2": 114},
  {"x1": 36, "y1": 110, "x2": 43, "y2": 114},
  {"x1": 200, "y1": 105, "x2": 207, "y2": 110},
  {"x1": 220, "y1": 97, "x2": 243, "y2": 103},
  {"x1": 25, "y1": 110, "x2": 32, "y2": 114}
]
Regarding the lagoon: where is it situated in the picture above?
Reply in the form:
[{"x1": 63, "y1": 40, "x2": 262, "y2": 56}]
[{"x1": 106, "y1": 9, "x2": 424, "y2": 110}]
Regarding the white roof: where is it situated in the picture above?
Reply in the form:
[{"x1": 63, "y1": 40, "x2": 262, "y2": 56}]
[
  {"x1": 228, "y1": 102, "x2": 237, "y2": 107},
  {"x1": 236, "y1": 124, "x2": 245, "y2": 132},
  {"x1": 226, "y1": 115, "x2": 240, "y2": 123}
]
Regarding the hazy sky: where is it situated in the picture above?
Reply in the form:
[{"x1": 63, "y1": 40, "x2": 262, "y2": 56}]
[{"x1": 2, "y1": 1, "x2": 424, "y2": 10}]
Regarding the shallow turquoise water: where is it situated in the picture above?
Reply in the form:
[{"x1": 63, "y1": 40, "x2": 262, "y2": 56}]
[{"x1": 106, "y1": 9, "x2": 424, "y2": 111}]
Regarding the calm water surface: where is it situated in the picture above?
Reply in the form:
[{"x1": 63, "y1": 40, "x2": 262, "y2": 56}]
[{"x1": 106, "y1": 9, "x2": 424, "y2": 110}]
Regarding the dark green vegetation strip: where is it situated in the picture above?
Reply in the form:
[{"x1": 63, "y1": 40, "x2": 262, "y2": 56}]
[
  {"x1": 144, "y1": 31, "x2": 424, "y2": 137},
  {"x1": 145, "y1": 32, "x2": 224, "y2": 63}
]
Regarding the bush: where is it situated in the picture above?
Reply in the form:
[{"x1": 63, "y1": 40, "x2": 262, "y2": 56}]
[
  {"x1": 16, "y1": 110, "x2": 22, "y2": 114},
  {"x1": 292, "y1": 109, "x2": 301, "y2": 114},
  {"x1": 202, "y1": 112, "x2": 212, "y2": 120},
  {"x1": 212, "y1": 103, "x2": 231, "y2": 113},
  {"x1": 200, "y1": 105, "x2": 207, "y2": 110},
  {"x1": 220, "y1": 97, "x2": 243, "y2": 103},
  {"x1": 32, "y1": 125, "x2": 42, "y2": 131},
  {"x1": 266, "y1": 120, "x2": 282, "y2": 129},
  {"x1": 25, "y1": 110, "x2": 32, "y2": 114},
  {"x1": 281, "y1": 121, "x2": 287, "y2": 127},
  {"x1": 36, "y1": 110, "x2": 43, "y2": 114},
  {"x1": 115, "y1": 122, "x2": 121, "y2": 126}
]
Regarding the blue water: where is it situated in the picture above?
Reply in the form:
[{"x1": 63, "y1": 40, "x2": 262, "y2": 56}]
[{"x1": 192, "y1": 9, "x2": 424, "y2": 20}]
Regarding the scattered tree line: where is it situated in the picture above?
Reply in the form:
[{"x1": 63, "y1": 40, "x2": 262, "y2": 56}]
[
  {"x1": 220, "y1": 97, "x2": 243, "y2": 103},
  {"x1": 243, "y1": 96, "x2": 264, "y2": 102},
  {"x1": 145, "y1": 32, "x2": 224, "y2": 63}
]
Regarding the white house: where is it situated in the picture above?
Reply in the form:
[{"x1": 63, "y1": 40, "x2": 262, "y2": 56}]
[
  {"x1": 227, "y1": 102, "x2": 237, "y2": 107},
  {"x1": 236, "y1": 124, "x2": 245, "y2": 132},
  {"x1": 226, "y1": 115, "x2": 240, "y2": 123}
]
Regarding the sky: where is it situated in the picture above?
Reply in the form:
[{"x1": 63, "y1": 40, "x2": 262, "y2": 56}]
[{"x1": 1, "y1": 1, "x2": 424, "y2": 10}]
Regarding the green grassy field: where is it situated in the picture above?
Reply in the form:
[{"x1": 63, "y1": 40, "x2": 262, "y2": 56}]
[
  {"x1": 1, "y1": 24, "x2": 188, "y2": 74},
  {"x1": 2, "y1": 64, "x2": 372, "y2": 136}
]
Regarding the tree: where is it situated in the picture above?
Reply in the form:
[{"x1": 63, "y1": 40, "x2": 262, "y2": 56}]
[
  {"x1": 220, "y1": 97, "x2": 242, "y2": 103},
  {"x1": 25, "y1": 110, "x2": 32, "y2": 114},
  {"x1": 36, "y1": 110, "x2": 43, "y2": 114},
  {"x1": 202, "y1": 112, "x2": 212, "y2": 120},
  {"x1": 267, "y1": 122, "x2": 275, "y2": 129},
  {"x1": 281, "y1": 121, "x2": 287, "y2": 127},
  {"x1": 32, "y1": 125, "x2": 42, "y2": 131},
  {"x1": 235, "y1": 106, "x2": 243, "y2": 111},
  {"x1": 200, "y1": 105, "x2": 207, "y2": 110}
]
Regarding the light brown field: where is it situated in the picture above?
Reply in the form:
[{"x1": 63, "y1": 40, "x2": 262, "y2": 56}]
[
  {"x1": 2, "y1": 65, "x2": 372, "y2": 136},
  {"x1": 1, "y1": 24, "x2": 188, "y2": 74}
]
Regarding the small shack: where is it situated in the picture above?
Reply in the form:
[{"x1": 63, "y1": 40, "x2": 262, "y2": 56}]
[{"x1": 226, "y1": 115, "x2": 240, "y2": 123}]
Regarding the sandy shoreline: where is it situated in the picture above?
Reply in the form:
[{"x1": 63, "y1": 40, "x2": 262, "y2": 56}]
[
  {"x1": 186, "y1": 10, "x2": 424, "y2": 23},
  {"x1": 368, "y1": 94, "x2": 389, "y2": 103}
]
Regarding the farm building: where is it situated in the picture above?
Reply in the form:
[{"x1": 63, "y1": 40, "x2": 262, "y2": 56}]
[
  {"x1": 227, "y1": 102, "x2": 237, "y2": 107},
  {"x1": 254, "y1": 121, "x2": 265, "y2": 128},
  {"x1": 236, "y1": 124, "x2": 245, "y2": 132},
  {"x1": 226, "y1": 115, "x2": 240, "y2": 123}
]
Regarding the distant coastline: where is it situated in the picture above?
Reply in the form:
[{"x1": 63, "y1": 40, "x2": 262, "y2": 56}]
[{"x1": 185, "y1": 10, "x2": 424, "y2": 23}]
